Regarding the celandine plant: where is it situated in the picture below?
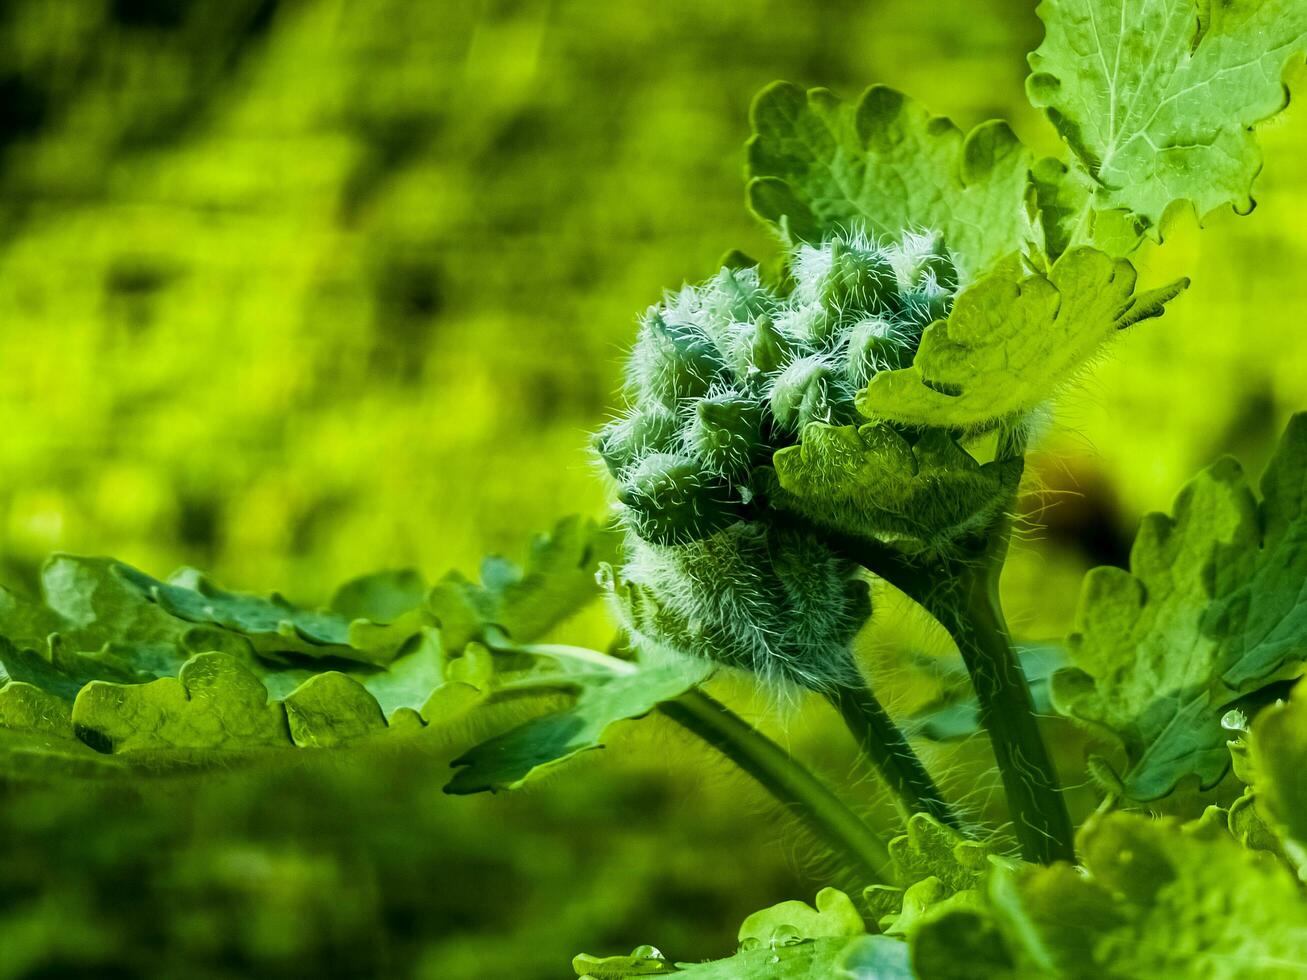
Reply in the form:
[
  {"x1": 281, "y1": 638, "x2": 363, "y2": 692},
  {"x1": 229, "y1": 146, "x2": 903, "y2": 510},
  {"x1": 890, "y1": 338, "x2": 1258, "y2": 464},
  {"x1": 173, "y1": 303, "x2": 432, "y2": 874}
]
[{"x1": 1, "y1": 2, "x2": 1307, "y2": 977}]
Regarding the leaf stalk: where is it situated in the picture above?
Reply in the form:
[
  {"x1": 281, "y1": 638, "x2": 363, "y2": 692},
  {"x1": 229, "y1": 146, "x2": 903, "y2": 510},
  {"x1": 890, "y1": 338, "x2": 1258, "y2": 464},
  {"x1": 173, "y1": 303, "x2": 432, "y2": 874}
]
[
  {"x1": 659, "y1": 689, "x2": 894, "y2": 885},
  {"x1": 825, "y1": 682, "x2": 961, "y2": 830}
]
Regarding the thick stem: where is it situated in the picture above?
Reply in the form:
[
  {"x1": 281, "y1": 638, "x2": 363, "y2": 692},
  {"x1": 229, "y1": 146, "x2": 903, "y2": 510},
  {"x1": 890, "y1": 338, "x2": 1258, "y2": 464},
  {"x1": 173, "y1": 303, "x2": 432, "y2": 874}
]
[
  {"x1": 786, "y1": 513, "x2": 1075, "y2": 864},
  {"x1": 927, "y1": 565, "x2": 1075, "y2": 864},
  {"x1": 659, "y1": 689, "x2": 893, "y2": 884},
  {"x1": 826, "y1": 683, "x2": 961, "y2": 830}
]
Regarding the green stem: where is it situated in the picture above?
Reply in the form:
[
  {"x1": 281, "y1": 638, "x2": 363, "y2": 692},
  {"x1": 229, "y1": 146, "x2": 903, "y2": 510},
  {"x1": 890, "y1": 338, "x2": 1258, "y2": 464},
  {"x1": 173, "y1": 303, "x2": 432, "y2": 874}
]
[
  {"x1": 924, "y1": 558, "x2": 1075, "y2": 864},
  {"x1": 790, "y1": 512, "x2": 1075, "y2": 863},
  {"x1": 826, "y1": 682, "x2": 960, "y2": 830},
  {"x1": 659, "y1": 689, "x2": 894, "y2": 885},
  {"x1": 492, "y1": 633, "x2": 895, "y2": 881},
  {"x1": 767, "y1": 514, "x2": 961, "y2": 829}
]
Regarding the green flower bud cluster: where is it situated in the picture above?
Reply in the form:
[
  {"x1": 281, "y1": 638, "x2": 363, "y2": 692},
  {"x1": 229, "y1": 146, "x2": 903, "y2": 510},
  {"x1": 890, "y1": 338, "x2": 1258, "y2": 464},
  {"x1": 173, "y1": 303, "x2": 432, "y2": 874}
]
[
  {"x1": 596, "y1": 230, "x2": 957, "y2": 545},
  {"x1": 596, "y1": 231, "x2": 960, "y2": 690}
]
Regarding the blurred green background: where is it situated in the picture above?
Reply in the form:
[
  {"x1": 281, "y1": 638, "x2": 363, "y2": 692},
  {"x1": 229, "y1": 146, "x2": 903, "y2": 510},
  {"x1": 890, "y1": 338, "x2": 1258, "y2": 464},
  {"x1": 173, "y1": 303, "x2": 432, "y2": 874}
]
[{"x1": 0, "y1": 0, "x2": 1303, "y2": 976}]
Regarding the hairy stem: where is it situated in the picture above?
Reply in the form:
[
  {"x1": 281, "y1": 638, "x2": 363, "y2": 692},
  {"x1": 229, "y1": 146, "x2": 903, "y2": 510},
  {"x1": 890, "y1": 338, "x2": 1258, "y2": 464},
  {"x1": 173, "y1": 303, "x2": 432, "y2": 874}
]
[
  {"x1": 497, "y1": 635, "x2": 896, "y2": 882},
  {"x1": 766, "y1": 513, "x2": 960, "y2": 829},
  {"x1": 924, "y1": 556, "x2": 1075, "y2": 864},
  {"x1": 787, "y1": 510, "x2": 1075, "y2": 863},
  {"x1": 825, "y1": 682, "x2": 961, "y2": 830},
  {"x1": 659, "y1": 689, "x2": 894, "y2": 884}
]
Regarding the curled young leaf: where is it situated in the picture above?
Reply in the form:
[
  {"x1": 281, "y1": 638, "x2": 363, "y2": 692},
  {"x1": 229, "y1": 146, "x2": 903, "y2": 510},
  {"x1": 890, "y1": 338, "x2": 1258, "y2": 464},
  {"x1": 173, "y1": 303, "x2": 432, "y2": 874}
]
[{"x1": 444, "y1": 657, "x2": 710, "y2": 795}]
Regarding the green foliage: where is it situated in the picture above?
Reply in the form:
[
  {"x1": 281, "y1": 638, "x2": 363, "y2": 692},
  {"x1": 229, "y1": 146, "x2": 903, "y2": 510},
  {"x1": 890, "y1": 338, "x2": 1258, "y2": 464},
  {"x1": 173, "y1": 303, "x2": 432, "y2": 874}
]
[
  {"x1": 117, "y1": 564, "x2": 420, "y2": 665},
  {"x1": 445, "y1": 656, "x2": 710, "y2": 794},
  {"x1": 428, "y1": 515, "x2": 622, "y2": 650},
  {"x1": 862, "y1": 814, "x2": 999, "y2": 940},
  {"x1": 858, "y1": 248, "x2": 1187, "y2": 429},
  {"x1": 73, "y1": 652, "x2": 291, "y2": 755},
  {"x1": 673, "y1": 938, "x2": 882, "y2": 979},
  {"x1": 914, "y1": 812, "x2": 1307, "y2": 979},
  {"x1": 573, "y1": 889, "x2": 912, "y2": 979},
  {"x1": 746, "y1": 83, "x2": 1032, "y2": 277},
  {"x1": 1052, "y1": 414, "x2": 1307, "y2": 802},
  {"x1": 1250, "y1": 678, "x2": 1307, "y2": 871},
  {"x1": 0, "y1": 556, "x2": 193, "y2": 691},
  {"x1": 2, "y1": 1, "x2": 1307, "y2": 976},
  {"x1": 329, "y1": 568, "x2": 427, "y2": 623},
  {"x1": 888, "y1": 814, "x2": 994, "y2": 895},
  {"x1": 1025, "y1": 157, "x2": 1148, "y2": 259},
  {"x1": 0, "y1": 519, "x2": 647, "y2": 788},
  {"x1": 574, "y1": 946, "x2": 680, "y2": 978},
  {"x1": 736, "y1": 886, "x2": 866, "y2": 945},
  {"x1": 1028, "y1": 0, "x2": 1307, "y2": 237}
]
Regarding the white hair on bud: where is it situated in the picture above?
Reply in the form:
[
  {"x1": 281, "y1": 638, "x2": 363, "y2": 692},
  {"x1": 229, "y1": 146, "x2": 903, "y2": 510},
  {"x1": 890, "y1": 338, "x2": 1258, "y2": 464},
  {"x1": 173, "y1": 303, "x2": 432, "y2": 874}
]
[
  {"x1": 765, "y1": 350, "x2": 858, "y2": 434},
  {"x1": 790, "y1": 243, "x2": 836, "y2": 307},
  {"x1": 598, "y1": 229, "x2": 974, "y2": 693},
  {"x1": 613, "y1": 523, "x2": 869, "y2": 698},
  {"x1": 886, "y1": 228, "x2": 945, "y2": 290}
]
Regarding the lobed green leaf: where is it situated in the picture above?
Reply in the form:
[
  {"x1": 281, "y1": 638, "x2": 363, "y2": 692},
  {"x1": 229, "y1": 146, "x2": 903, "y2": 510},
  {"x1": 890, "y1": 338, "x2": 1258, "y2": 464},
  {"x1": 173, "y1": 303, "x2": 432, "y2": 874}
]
[
  {"x1": 737, "y1": 887, "x2": 865, "y2": 947},
  {"x1": 1028, "y1": 0, "x2": 1307, "y2": 237},
  {"x1": 429, "y1": 515, "x2": 622, "y2": 650},
  {"x1": 857, "y1": 247, "x2": 1187, "y2": 429},
  {"x1": 0, "y1": 518, "x2": 626, "y2": 783},
  {"x1": 1053, "y1": 413, "x2": 1307, "y2": 801},
  {"x1": 0, "y1": 556, "x2": 195, "y2": 695},
  {"x1": 772, "y1": 423, "x2": 1021, "y2": 553},
  {"x1": 914, "y1": 812, "x2": 1307, "y2": 979},
  {"x1": 865, "y1": 814, "x2": 998, "y2": 939},
  {"x1": 1250, "y1": 677, "x2": 1307, "y2": 870},
  {"x1": 746, "y1": 82, "x2": 1032, "y2": 279},
  {"x1": 574, "y1": 889, "x2": 909, "y2": 979}
]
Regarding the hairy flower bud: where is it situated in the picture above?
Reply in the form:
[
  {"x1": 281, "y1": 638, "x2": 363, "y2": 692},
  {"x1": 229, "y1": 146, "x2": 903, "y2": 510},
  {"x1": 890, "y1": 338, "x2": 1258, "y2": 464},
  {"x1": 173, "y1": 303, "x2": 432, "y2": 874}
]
[
  {"x1": 889, "y1": 230, "x2": 956, "y2": 292},
  {"x1": 627, "y1": 311, "x2": 724, "y2": 407},
  {"x1": 598, "y1": 230, "x2": 962, "y2": 684},
  {"x1": 593, "y1": 404, "x2": 680, "y2": 479},
  {"x1": 744, "y1": 314, "x2": 790, "y2": 376},
  {"x1": 617, "y1": 452, "x2": 741, "y2": 545},
  {"x1": 845, "y1": 317, "x2": 914, "y2": 385},
  {"x1": 795, "y1": 235, "x2": 900, "y2": 324},
  {"x1": 701, "y1": 266, "x2": 776, "y2": 324},
  {"x1": 768, "y1": 355, "x2": 855, "y2": 434},
  {"x1": 614, "y1": 522, "x2": 870, "y2": 692},
  {"x1": 686, "y1": 391, "x2": 764, "y2": 477}
]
